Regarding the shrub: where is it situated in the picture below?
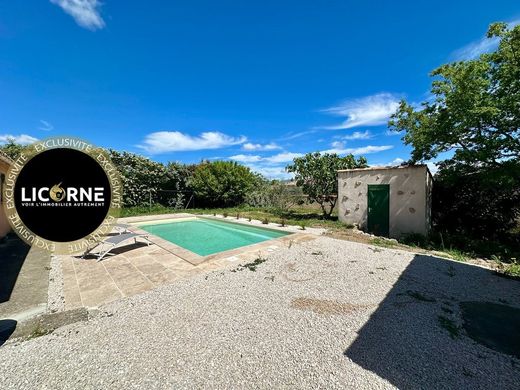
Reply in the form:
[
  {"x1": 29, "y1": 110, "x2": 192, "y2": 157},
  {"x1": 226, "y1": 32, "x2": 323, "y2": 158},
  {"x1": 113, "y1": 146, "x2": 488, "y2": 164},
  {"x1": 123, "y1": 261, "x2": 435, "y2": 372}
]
[
  {"x1": 191, "y1": 161, "x2": 261, "y2": 207},
  {"x1": 432, "y1": 161, "x2": 520, "y2": 241},
  {"x1": 107, "y1": 150, "x2": 170, "y2": 207},
  {"x1": 400, "y1": 233, "x2": 428, "y2": 247}
]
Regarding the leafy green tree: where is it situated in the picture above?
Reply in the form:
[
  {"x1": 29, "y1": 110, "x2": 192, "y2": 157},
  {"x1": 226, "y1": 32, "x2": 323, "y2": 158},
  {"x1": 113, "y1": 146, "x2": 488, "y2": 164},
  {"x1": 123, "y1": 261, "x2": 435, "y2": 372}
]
[
  {"x1": 286, "y1": 152, "x2": 368, "y2": 217},
  {"x1": 0, "y1": 139, "x2": 27, "y2": 160},
  {"x1": 190, "y1": 161, "x2": 262, "y2": 207},
  {"x1": 390, "y1": 22, "x2": 519, "y2": 166},
  {"x1": 108, "y1": 150, "x2": 170, "y2": 207},
  {"x1": 389, "y1": 22, "x2": 520, "y2": 239}
]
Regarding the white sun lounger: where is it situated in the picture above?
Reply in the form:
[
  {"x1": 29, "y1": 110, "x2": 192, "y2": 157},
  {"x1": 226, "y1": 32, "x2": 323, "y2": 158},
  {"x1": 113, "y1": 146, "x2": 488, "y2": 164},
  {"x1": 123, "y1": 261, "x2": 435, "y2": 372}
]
[
  {"x1": 82, "y1": 233, "x2": 153, "y2": 262},
  {"x1": 113, "y1": 223, "x2": 131, "y2": 234}
]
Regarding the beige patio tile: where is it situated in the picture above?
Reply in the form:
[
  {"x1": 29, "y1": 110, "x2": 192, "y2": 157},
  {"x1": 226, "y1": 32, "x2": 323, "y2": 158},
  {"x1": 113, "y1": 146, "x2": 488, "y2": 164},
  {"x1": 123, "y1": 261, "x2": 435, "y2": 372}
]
[
  {"x1": 76, "y1": 270, "x2": 115, "y2": 292},
  {"x1": 113, "y1": 275, "x2": 154, "y2": 296},
  {"x1": 80, "y1": 283, "x2": 122, "y2": 307},
  {"x1": 144, "y1": 270, "x2": 181, "y2": 285},
  {"x1": 126, "y1": 254, "x2": 158, "y2": 267},
  {"x1": 63, "y1": 285, "x2": 82, "y2": 310},
  {"x1": 152, "y1": 254, "x2": 192, "y2": 268},
  {"x1": 134, "y1": 262, "x2": 169, "y2": 277},
  {"x1": 103, "y1": 260, "x2": 139, "y2": 279}
]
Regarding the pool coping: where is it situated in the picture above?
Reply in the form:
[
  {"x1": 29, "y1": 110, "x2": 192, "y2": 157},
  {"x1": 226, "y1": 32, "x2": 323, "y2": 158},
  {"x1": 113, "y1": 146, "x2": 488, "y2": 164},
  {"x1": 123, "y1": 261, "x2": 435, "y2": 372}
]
[{"x1": 119, "y1": 213, "x2": 323, "y2": 266}]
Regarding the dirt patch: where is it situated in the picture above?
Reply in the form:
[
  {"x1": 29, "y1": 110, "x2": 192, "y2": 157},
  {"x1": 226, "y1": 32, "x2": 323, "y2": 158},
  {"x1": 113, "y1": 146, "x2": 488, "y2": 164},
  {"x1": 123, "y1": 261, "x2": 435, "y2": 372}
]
[{"x1": 291, "y1": 297, "x2": 372, "y2": 315}]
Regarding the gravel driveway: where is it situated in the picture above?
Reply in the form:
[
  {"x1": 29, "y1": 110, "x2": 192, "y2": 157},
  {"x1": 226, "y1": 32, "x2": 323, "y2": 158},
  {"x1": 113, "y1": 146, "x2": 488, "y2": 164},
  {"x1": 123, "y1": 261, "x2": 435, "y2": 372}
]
[{"x1": 1, "y1": 237, "x2": 519, "y2": 389}]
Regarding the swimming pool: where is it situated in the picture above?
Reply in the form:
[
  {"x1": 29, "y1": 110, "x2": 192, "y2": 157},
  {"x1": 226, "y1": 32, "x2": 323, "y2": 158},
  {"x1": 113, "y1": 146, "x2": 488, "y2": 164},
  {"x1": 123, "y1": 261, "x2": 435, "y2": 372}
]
[{"x1": 138, "y1": 218, "x2": 291, "y2": 256}]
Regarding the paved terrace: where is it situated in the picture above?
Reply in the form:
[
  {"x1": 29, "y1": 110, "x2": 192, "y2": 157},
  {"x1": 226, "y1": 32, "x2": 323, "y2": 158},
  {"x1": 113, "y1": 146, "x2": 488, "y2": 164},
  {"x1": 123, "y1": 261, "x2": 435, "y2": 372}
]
[{"x1": 61, "y1": 214, "x2": 320, "y2": 309}]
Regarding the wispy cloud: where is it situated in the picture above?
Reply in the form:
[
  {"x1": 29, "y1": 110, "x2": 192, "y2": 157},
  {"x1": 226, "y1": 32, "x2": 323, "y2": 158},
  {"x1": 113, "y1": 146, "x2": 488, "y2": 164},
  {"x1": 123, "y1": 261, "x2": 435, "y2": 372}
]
[
  {"x1": 50, "y1": 0, "x2": 105, "y2": 30},
  {"x1": 452, "y1": 19, "x2": 520, "y2": 60},
  {"x1": 0, "y1": 134, "x2": 38, "y2": 145},
  {"x1": 38, "y1": 120, "x2": 54, "y2": 131},
  {"x1": 242, "y1": 142, "x2": 281, "y2": 151},
  {"x1": 319, "y1": 93, "x2": 401, "y2": 129},
  {"x1": 228, "y1": 154, "x2": 262, "y2": 163},
  {"x1": 241, "y1": 164, "x2": 291, "y2": 179},
  {"x1": 139, "y1": 131, "x2": 247, "y2": 154},
  {"x1": 229, "y1": 151, "x2": 303, "y2": 164},
  {"x1": 229, "y1": 152, "x2": 303, "y2": 179},
  {"x1": 279, "y1": 130, "x2": 317, "y2": 140},
  {"x1": 342, "y1": 130, "x2": 372, "y2": 140},
  {"x1": 323, "y1": 144, "x2": 393, "y2": 155}
]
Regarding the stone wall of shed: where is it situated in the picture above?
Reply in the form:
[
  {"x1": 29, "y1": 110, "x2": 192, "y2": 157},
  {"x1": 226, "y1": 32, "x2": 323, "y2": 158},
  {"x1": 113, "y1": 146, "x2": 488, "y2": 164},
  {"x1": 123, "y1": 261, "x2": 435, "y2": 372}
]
[{"x1": 338, "y1": 166, "x2": 429, "y2": 238}]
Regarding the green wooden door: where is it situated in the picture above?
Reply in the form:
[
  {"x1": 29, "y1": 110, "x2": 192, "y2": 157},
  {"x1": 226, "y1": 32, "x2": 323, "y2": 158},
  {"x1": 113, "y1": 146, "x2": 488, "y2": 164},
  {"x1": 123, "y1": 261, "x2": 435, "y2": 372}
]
[{"x1": 367, "y1": 184, "x2": 390, "y2": 237}]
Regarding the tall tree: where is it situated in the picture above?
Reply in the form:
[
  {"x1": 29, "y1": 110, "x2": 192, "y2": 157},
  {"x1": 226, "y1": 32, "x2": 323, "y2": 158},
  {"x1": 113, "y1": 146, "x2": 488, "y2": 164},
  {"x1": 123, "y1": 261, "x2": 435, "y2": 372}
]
[
  {"x1": 286, "y1": 152, "x2": 367, "y2": 217},
  {"x1": 389, "y1": 22, "x2": 520, "y2": 238},
  {"x1": 389, "y1": 22, "x2": 520, "y2": 167}
]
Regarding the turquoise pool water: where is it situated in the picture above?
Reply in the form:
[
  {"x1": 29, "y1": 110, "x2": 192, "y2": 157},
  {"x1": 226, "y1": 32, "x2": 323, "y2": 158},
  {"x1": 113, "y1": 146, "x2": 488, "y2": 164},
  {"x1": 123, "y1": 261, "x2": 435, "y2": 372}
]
[{"x1": 139, "y1": 218, "x2": 291, "y2": 256}]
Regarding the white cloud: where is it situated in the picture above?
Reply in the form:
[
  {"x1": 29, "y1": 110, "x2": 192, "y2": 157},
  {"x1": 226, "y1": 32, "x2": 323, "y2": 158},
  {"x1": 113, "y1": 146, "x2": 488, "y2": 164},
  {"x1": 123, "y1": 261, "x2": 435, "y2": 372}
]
[
  {"x1": 247, "y1": 165, "x2": 293, "y2": 180},
  {"x1": 229, "y1": 154, "x2": 262, "y2": 163},
  {"x1": 323, "y1": 144, "x2": 393, "y2": 155},
  {"x1": 343, "y1": 130, "x2": 372, "y2": 140},
  {"x1": 0, "y1": 134, "x2": 38, "y2": 145},
  {"x1": 280, "y1": 130, "x2": 317, "y2": 140},
  {"x1": 452, "y1": 37, "x2": 499, "y2": 61},
  {"x1": 230, "y1": 151, "x2": 303, "y2": 164},
  {"x1": 452, "y1": 20, "x2": 520, "y2": 60},
  {"x1": 385, "y1": 129, "x2": 403, "y2": 136},
  {"x1": 229, "y1": 151, "x2": 303, "y2": 179},
  {"x1": 50, "y1": 0, "x2": 105, "y2": 30},
  {"x1": 320, "y1": 93, "x2": 401, "y2": 129},
  {"x1": 264, "y1": 152, "x2": 303, "y2": 164},
  {"x1": 388, "y1": 157, "x2": 405, "y2": 166},
  {"x1": 38, "y1": 120, "x2": 54, "y2": 131},
  {"x1": 242, "y1": 142, "x2": 281, "y2": 151},
  {"x1": 139, "y1": 131, "x2": 247, "y2": 154}
]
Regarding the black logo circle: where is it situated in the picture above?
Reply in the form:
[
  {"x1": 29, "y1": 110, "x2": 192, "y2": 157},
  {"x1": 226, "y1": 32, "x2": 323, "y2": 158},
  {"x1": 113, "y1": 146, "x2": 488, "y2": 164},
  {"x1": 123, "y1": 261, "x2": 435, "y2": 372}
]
[{"x1": 14, "y1": 148, "x2": 112, "y2": 242}]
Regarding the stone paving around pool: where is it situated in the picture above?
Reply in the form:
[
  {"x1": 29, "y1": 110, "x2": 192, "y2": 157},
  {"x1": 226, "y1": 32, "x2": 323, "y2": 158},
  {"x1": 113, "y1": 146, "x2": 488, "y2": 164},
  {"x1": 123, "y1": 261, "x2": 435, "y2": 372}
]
[{"x1": 61, "y1": 214, "x2": 321, "y2": 309}]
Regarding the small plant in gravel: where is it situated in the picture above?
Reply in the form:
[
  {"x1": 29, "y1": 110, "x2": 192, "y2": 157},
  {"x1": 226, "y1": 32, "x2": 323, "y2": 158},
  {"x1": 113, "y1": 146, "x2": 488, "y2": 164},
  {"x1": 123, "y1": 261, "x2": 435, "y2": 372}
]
[
  {"x1": 213, "y1": 212, "x2": 216, "y2": 216},
  {"x1": 233, "y1": 257, "x2": 268, "y2": 272},
  {"x1": 262, "y1": 217, "x2": 269, "y2": 224},
  {"x1": 280, "y1": 218, "x2": 286, "y2": 227},
  {"x1": 248, "y1": 216, "x2": 252, "y2": 222},
  {"x1": 223, "y1": 212, "x2": 228, "y2": 218},
  {"x1": 437, "y1": 315, "x2": 460, "y2": 339},
  {"x1": 299, "y1": 221, "x2": 306, "y2": 230},
  {"x1": 236, "y1": 213, "x2": 240, "y2": 219}
]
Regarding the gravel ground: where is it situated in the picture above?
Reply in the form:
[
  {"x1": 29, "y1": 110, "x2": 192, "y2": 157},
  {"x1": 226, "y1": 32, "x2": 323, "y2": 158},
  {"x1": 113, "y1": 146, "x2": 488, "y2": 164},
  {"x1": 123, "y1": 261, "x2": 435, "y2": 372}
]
[{"x1": 1, "y1": 237, "x2": 519, "y2": 389}]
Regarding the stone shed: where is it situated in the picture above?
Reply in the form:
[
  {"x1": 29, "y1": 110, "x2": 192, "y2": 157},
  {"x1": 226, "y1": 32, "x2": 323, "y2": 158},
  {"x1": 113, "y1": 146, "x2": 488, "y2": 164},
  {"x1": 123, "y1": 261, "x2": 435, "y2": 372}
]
[{"x1": 337, "y1": 165, "x2": 433, "y2": 238}]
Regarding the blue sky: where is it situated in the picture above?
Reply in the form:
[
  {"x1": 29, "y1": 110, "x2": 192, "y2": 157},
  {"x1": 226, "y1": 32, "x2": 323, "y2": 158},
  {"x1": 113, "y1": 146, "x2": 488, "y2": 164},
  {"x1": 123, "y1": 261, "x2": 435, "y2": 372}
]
[{"x1": 1, "y1": 1, "x2": 519, "y2": 178}]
